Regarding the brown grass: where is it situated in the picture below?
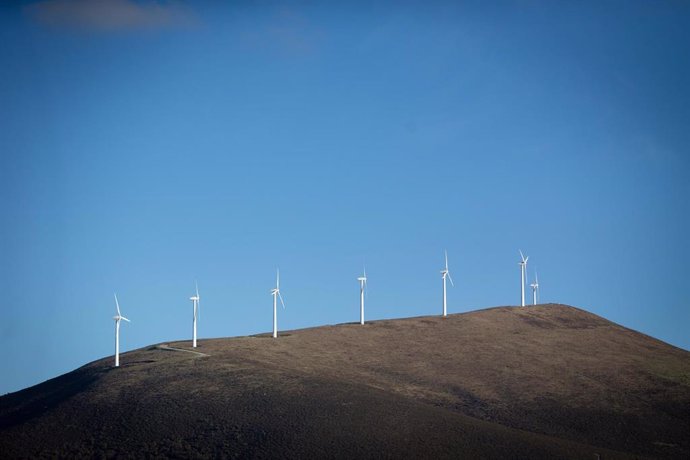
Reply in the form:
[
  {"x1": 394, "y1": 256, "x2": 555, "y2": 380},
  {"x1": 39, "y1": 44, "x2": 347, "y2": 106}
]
[{"x1": 1, "y1": 304, "x2": 688, "y2": 458}]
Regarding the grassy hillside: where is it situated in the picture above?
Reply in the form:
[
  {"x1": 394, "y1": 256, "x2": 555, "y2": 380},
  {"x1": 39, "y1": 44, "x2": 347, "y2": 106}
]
[{"x1": 1, "y1": 304, "x2": 689, "y2": 458}]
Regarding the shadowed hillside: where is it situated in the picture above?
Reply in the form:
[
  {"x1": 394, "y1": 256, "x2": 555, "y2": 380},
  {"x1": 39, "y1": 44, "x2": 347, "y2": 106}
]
[{"x1": 1, "y1": 304, "x2": 689, "y2": 458}]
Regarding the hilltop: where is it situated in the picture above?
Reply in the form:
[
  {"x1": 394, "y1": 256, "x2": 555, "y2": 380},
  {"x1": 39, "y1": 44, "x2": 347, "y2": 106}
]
[{"x1": 1, "y1": 304, "x2": 689, "y2": 458}]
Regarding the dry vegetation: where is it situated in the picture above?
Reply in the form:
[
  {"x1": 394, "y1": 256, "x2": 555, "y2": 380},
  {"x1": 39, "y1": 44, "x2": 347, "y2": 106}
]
[{"x1": 1, "y1": 304, "x2": 689, "y2": 458}]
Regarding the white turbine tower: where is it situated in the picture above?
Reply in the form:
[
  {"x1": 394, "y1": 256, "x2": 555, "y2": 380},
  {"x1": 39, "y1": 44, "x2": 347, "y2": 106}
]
[
  {"x1": 112, "y1": 293, "x2": 130, "y2": 368},
  {"x1": 190, "y1": 281, "x2": 200, "y2": 348},
  {"x1": 441, "y1": 250, "x2": 454, "y2": 317},
  {"x1": 357, "y1": 267, "x2": 367, "y2": 325},
  {"x1": 519, "y1": 250, "x2": 529, "y2": 307},
  {"x1": 271, "y1": 269, "x2": 286, "y2": 338},
  {"x1": 530, "y1": 271, "x2": 539, "y2": 306}
]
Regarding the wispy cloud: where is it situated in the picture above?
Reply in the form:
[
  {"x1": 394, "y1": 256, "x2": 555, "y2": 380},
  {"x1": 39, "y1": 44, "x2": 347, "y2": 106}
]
[
  {"x1": 25, "y1": 0, "x2": 196, "y2": 32},
  {"x1": 239, "y1": 7, "x2": 324, "y2": 57}
]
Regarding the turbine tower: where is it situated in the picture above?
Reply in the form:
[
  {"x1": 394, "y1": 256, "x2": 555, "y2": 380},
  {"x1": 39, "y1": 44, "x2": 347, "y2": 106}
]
[
  {"x1": 530, "y1": 271, "x2": 539, "y2": 305},
  {"x1": 112, "y1": 294, "x2": 130, "y2": 367},
  {"x1": 190, "y1": 281, "x2": 200, "y2": 348},
  {"x1": 519, "y1": 250, "x2": 529, "y2": 307},
  {"x1": 441, "y1": 250, "x2": 454, "y2": 317},
  {"x1": 357, "y1": 267, "x2": 367, "y2": 325},
  {"x1": 271, "y1": 269, "x2": 286, "y2": 338}
]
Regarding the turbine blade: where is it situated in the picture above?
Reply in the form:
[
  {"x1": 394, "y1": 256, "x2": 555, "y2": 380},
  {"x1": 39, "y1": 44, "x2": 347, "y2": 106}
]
[
  {"x1": 445, "y1": 250, "x2": 448, "y2": 270},
  {"x1": 121, "y1": 316, "x2": 130, "y2": 322},
  {"x1": 278, "y1": 291, "x2": 286, "y2": 309},
  {"x1": 447, "y1": 271, "x2": 455, "y2": 287},
  {"x1": 195, "y1": 280, "x2": 200, "y2": 320},
  {"x1": 114, "y1": 293, "x2": 121, "y2": 316},
  {"x1": 276, "y1": 268, "x2": 280, "y2": 290}
]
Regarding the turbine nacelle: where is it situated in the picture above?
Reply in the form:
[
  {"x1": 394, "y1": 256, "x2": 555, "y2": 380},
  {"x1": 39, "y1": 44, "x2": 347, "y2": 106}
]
[
  {"x1": 441, "y1": 251, "x2": 454, "y2": 287},
  {"x1": 271, "y1": 269, "x2": 286, "y2": 309},
  {"x1": 190, "y1": 281, "x2": 200, "y2": 302},
  {"x1": 358, "y1": 266, "x2": 368, "y2": 302},
  {"x1": 113, "y1": 294, "x2": 130, "y2": 322},
  {"x1": 519, "y1": 250, "x2": 529, "y2": 265},
  {"x1": 358, "y1": 266, "x2": 368, "y2": 285}
]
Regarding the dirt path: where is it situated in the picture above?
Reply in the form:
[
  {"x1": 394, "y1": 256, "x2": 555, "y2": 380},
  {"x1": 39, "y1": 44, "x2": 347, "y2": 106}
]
[{"x1": 156, "y1": 344, "x2": 210, "y2": 357}]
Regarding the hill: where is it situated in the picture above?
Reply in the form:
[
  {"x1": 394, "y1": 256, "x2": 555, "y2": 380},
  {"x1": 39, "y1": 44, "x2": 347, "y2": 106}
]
[{"x1": 1, "y1": 304, "x2": 689, "y2": 458}]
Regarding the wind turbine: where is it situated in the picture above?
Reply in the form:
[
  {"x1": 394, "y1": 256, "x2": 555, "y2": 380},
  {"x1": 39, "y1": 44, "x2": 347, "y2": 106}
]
[
  {"x1": 190, "y1": 281, "x2": 200, "y2": 348},
  {"x1": 113, "y1": 294, "x2": 130, "y2": 368},
  {"x1": 530, "y1": 271, "x2": 539, "y2": 305},
  {"x1": 441, "y1": 250, "x2": 454, "y2": 317},
  {"x1": 519, "y1": 250, "x2": 529, "y2": 307},
  {"x1": 357, "y1": 267, "x2": 367, "y2": 325},
  {"x1": 271, "y1": 269, "x2": 286, "y2": 338}
]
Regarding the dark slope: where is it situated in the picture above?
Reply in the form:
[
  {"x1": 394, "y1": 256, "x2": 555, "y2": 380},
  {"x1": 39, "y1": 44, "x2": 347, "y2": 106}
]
[{"x1": 1, "y1": 304, "x2": 689, "y2": 458}]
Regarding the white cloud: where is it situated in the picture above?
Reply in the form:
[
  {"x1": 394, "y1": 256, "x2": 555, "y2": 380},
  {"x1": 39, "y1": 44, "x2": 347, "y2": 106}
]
[{"x1": 25, "y1": 0, "x2": 196, "y2": 31}]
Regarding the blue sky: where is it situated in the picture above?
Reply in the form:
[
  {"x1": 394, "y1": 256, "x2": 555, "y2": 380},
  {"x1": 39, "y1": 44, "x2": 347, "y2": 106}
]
[{"x1": 1, "y1": 0, "x2": 689, "y2": 394}]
